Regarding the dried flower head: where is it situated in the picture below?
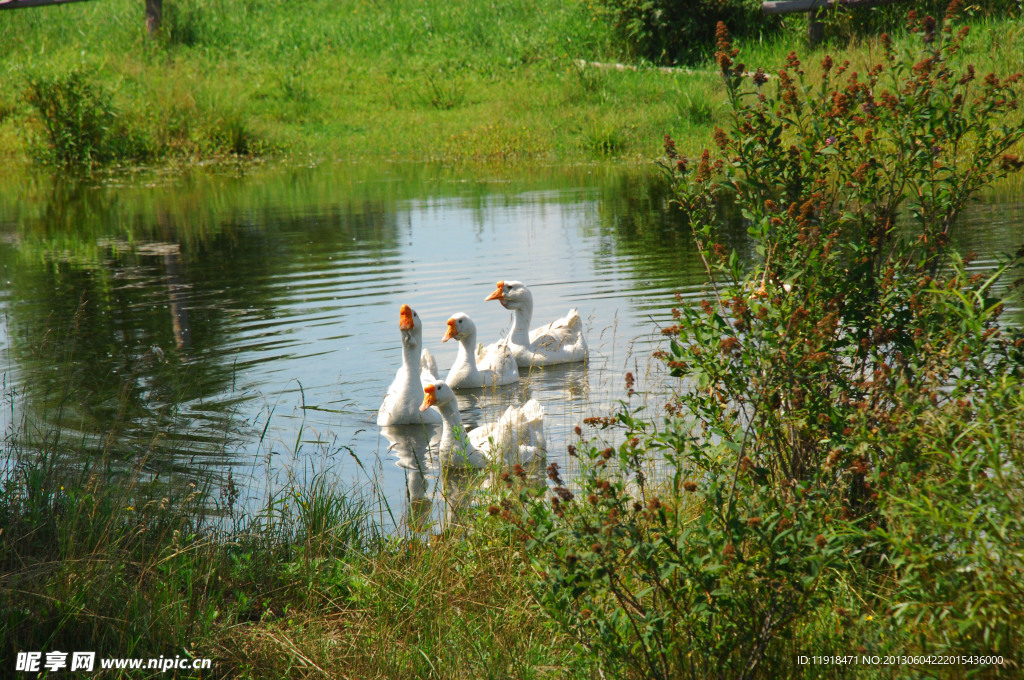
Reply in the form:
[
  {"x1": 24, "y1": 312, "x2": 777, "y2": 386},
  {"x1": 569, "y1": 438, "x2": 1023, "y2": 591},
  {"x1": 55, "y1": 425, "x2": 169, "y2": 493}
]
[
  {"x1": 663, "y1": 133, "x2": 677, "y2": 159},
  {"x1": 715, "y1": 22, "x2": 734, "y2": 74}
]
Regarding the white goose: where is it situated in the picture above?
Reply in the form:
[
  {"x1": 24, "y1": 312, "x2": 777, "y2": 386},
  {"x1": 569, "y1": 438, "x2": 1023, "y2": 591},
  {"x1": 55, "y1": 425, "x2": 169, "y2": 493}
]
[
  {"x1": 442, "y1": 312, "x2": 519, "y2": 389},
  {"x1": 377, "y1": 304, "x2": 442, "y2": 426},
  {"x1": 419, "y1": 380, "x2": 546, "y2": 468},
  {"x1": 485, "y1": 280, "x2": 588, "y2": 368}
]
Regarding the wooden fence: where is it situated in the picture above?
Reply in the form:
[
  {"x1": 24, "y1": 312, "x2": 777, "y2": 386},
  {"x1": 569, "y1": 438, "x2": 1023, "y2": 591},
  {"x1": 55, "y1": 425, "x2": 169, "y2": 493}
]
[
  {"x1": 0, "y1": 0, "x2": 94, "y2": 9},
  {"x1": 763, "y1": 0, "x2": 904, "y2": 45}
]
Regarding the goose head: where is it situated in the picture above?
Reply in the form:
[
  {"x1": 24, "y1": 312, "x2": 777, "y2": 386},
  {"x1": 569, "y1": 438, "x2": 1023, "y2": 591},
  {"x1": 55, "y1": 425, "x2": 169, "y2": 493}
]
[
  {"x1": 399, "y1": 304, "x2": 424, "y2": 348},
  {"x1": 419, "y1": 380, "x2": 457, "y2": 413},
  {"x1": 484, "y1": 280, "x2": 532, "y2": 311},
  {"x1": 441, "y1": 312, "x2": 477, "y2": 345}
]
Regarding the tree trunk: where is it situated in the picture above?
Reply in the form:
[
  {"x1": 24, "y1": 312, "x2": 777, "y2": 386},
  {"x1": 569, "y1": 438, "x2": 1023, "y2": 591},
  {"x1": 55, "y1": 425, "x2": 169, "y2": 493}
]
[{"x1": 145, "y1": 0, "x2": 161, "y2": 35}]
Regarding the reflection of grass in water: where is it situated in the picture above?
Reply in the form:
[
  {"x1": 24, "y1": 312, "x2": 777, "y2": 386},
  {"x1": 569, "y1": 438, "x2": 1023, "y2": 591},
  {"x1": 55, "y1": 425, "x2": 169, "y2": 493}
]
[
  {"x1": 5, "y1": 302, "x2": 254, "y2": 479},
  {"x1": 555, "y1": 318, "x2": 682, "y2": 496},
  {"x1": 0, "y1": 162, "x2": 669, "y2": 271}
]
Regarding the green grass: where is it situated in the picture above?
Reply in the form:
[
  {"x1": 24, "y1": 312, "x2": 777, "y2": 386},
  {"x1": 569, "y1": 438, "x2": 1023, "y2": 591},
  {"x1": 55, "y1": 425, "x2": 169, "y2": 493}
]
[{"x1": 0, "y1": 0, "x2": 1020, "y2": 168}]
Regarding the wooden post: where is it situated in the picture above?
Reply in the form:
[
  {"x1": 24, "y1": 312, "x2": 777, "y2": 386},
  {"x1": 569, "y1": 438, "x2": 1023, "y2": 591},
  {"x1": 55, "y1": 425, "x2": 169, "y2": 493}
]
[
  {"x1": 145, "y1": 0, "x2": 161, "y2": 35},
  {"x1": 808, "y1": 6, "x2": 825, "y2": 47}
]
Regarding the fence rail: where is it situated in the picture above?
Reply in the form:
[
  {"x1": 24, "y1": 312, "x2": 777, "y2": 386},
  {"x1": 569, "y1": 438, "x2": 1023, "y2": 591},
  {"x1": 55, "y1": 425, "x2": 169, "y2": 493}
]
[
  {"x1": 763, "y1": 0, "x2": 903, "y2": 15},
  {"x1": 762, "y1": 0, "x2": 905, "y2": 45},
  {"x1": 0, "y1": 0, "x2": 94, "y2": 9}
]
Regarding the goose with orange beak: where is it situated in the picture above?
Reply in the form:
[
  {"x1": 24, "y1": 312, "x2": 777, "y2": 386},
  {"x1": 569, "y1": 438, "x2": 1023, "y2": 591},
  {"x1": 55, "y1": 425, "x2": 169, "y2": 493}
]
[
  {"x1": 484, "y1": 280, "x2": 588, "y2": 368},
  {"x1": 377, "y1": 304, "x2": 442, "y2": 426},
  {"x1": 420, "y1": 380, "x2": 546, "y2": 468},
  {"x1": 442, "y1": 312, "x2": 519, "y2": 389}
]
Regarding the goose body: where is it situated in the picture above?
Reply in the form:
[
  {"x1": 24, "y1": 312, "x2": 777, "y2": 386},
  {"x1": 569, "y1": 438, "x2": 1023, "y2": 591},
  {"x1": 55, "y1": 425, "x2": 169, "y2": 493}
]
[
  {"x1": 485, "y1": 280, "x2": 588, "y2": 368},
  {"x1": 420, "y1": 380, "x2": 546, "y2": 468},
  {"x1": 442, "y1": 313, "x2": 519, "y2": 389},
  {"x1": 377, "y1": 305, "x2": 443, "y2": 426}
]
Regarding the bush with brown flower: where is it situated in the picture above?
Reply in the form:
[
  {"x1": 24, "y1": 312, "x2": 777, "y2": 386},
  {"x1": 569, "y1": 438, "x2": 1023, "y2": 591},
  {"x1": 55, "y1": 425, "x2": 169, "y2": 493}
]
[{"x1": 497, "y1": 10, "x2": 1024, "y2": 679}]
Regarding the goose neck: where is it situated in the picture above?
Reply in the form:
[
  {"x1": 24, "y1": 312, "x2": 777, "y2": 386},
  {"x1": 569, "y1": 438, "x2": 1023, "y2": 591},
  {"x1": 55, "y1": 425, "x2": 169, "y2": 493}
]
[
  {"x1": 509, "y1": 304, "x2": 533, "y2": 346},
  {"x1": 401, "y1": 334, "x2": 421, "y2": 371},
  {"x1": 437, "y1": 401, "x2": 465, "y2": 460},
  {"x1": 456, "y1": 333, "x2": 478, "y2": 371}
]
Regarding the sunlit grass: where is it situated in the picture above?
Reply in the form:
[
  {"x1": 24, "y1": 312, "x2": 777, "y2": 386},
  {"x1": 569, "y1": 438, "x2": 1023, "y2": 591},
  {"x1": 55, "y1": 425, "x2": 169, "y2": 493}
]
[{"x1": 0, "y1": 0, "x2": 1019, "y2": 168}]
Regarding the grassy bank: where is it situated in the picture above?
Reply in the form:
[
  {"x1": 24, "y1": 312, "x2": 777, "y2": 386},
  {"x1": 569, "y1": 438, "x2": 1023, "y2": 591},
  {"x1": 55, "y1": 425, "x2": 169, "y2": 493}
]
[
  {"x1": 0, "y1": 439, "x2": 565, "y2": 678},
  {"x1": 0, "y1": 0, "x2": 1021, "y2": 167}
]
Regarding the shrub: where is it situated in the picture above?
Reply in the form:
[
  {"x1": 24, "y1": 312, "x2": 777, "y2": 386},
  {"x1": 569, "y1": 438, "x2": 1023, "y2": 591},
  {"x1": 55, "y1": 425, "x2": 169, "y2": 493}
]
[
  {"x1": 24, "y1": 71, "x2": 151, "y2": 167},
  {"x1": 821, "y1": 0, "x2": 1024, "y2": 45},
  {"x1": 595, "y1": 0, "x2": 1023, "y2": 65},
  {"x1": 503, "y1": 8, "x2": 1024, "y2": 678},
  {"x1": 593, "y1": 0, "x2": 778, "y2": 65}
]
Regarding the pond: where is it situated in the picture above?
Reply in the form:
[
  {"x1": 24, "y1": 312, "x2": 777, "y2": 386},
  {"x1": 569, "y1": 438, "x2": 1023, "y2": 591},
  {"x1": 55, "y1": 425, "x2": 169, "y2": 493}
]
[{"x1": 1, "y1": 162, "x2": 1021, "y2": 531}]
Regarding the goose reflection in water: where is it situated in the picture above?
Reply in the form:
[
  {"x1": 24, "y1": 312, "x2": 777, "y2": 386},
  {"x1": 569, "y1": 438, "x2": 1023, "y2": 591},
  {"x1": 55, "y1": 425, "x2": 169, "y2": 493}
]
[
  {"x1": 380, "y1": 357, "x2": 590, "y2": 533},
  {"x1": 380, "y1": 424, "x2": 437, "y2": 534},
  {"x1": 379, "y1": 422, "x2": 542, "y2": 533},
  {"x1": 378, "y1": 422, "x2": 491, "y2": 532}
]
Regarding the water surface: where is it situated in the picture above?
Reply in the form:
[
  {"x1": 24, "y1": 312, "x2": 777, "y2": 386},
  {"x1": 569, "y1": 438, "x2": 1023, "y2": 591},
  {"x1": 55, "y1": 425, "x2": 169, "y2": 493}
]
[{"x1": 1, "y1": 162, "x2": 1021, "y2": 529}]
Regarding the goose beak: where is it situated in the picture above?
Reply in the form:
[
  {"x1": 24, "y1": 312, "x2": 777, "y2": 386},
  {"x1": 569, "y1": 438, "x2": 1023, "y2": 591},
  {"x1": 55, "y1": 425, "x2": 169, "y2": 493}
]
[
  {"x1": 399, "y1": 304, "x2": 414, "y2": 331},
  {"x1": 442, "y1": 318, "x2": 458, "y2": 342},
  {"x1": 419, "y1": 384, "x2": 437, "y2": 411},
  {"x1": 484, "y1": 281, "x2": 504, "y2": 302}
]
